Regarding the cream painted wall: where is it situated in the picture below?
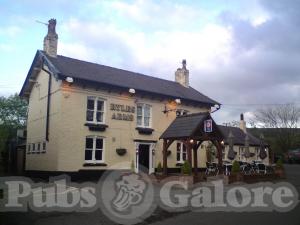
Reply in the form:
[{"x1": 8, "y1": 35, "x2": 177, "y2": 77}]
[
  {"x1": 56, "y1": 83, "x2": 210, "y2": 171},
  {"x1": 25, "y1": 67, "x2": 62, "y2": 171}
]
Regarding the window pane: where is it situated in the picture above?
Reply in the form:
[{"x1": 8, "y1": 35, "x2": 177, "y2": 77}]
[
  {"x1": 95, "y1": 150, "x2": 102, "y2": 161},
  {"x1": 177, "y1": 143, "x2": 181, "y2": 152},
  {"x1": 137, "y1": 116, "x2": 142, "y2": 126},
  {"x1": 144, "y1": 117, "x2": 150, "y2": 127},
  {"x1": 144, "y1": 105, "x2": 150, "y2": 117},
  {"x1": 85, "y1": 150, "x2": 93, "y2": 160},
  {"x1": 87, "y1": 99, "x2": 94, "y2": 110},
  {"x1": 96, "y1": 112, "x2": 103, "y2": 122},
  {"x1": 96, "y1": 138, "x2": 103, "y2": 149},
  {"x1": 182, "y1": 144, "x2": 186, "y2": 152},
  {"x1": 177, "y1": 153, "x2": 181, "y2": 161},
  {"x1": 183, "y1": 153, "x2": 187, "y2": 161},
  {"x1": 86, "y1": 138, "x2": 93, "y2": 149},
  {"x1": 137, "y1": 106, "x2": 142, "y2": 116},
  {"x1": 43, "y1": 142, "x2": 46, "y2": 151},
  {"x1": 86, "y1": 110, "x2": 94, "y2": 121},
  {"x1": 97, "y1": 101, "x2": 104, "y2": 111}
]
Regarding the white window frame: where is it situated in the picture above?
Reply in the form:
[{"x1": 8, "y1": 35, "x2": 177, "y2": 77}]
[
  {"x1": 37, "y1": 142, "x2": 41, "y2": 153},
  {"x1": 176, "y1": 142, "x2": 187, "y2": 163},
  {"x1": 239, "y1": 146, "x2": 244, "y2": 161},
  {"x1": 84, "y1": 136, "x2": 105, "y2": 163},
  {"x1": 86, "y1": 97, "x2": 106, "y2": 124},
  {"x1": 32, "y1": 143, "x2": 36, "y2": 154},
  {"x1": 136, "y1": 103, "x2": 152, "y2": 128}
]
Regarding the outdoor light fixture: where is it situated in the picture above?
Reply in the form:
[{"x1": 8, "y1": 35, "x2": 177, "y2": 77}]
[
  {"x1": 65, "y1": 77, "x2": 74, "y2": 83},
  {"x1": 190, "y1": 139, "x2": 194, "y2": 144},
  {"x1": 221, "y1": 140, "x2": 225, "y2": 145},
  {"x1": 163, "y1": 98, "x2": 182, "y2": 114},
  {"x1": 129, "y1": 88, "x2": 136, "y2": 94},
  {"x1": 175, "y1": 98, "x2": 181, "y2": 104}
]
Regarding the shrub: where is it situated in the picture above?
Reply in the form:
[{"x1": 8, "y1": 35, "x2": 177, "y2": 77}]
[
  {"x1": 231, "y1": 161, "x2": 240, "y2": 174},
  {"x1": 181, "y1": 160, "x2": 192, "y2": 175},
  {"x1": 157, "y1": 162, "x2": 162, "y2": 173},
  {"x1": 276, "y1": 158, "x2": 283, "y2": 169}
]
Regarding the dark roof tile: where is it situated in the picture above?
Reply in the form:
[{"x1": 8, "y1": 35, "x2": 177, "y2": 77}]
[{"x1": 45, "y1": 52, "x2": 219, "y2": 106}]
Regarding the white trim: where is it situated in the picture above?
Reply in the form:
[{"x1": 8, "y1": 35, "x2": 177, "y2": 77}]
[
  {"x1": 134, "y1": 142, "x2": 155, "y2": 174},
  {"x1": 84, "y1": 136, "x2": 105, "y2": 163},
  {"x1": 176, "y1": 142, "x2": 187, "y2": 163},
  {"x1": 86, "y1": 96, "x2": 106, "y2": 125},
  {"x1": 136, "y1": 103, "x2": 152, "y2": 128}
]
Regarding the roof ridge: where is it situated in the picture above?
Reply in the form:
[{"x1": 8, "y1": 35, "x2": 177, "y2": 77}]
[{"x1": 51, "y1": 52, "x2": 184, "y2": 85}]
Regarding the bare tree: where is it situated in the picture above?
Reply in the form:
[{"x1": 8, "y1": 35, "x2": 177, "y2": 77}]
[
  {"x1": 222, "y1": 120, "x2": 239, "y2": 127},
  {"x1": 253, "y1": 104, "x2": 300, "y2": 153}
]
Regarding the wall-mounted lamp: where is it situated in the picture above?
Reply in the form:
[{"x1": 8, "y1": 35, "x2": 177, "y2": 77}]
[
  {"x1": 175, "y1": 98, "x2": 181, "y2": 104},
  {"x1": 163, "y1": 98, "x2": 181, "y2": 114},
  {"x1": 65, "y1": 77, "x2": 74, "y2": 84},
  {"x1": 190, "y1": 139, "x2": 194, "y2": 144},
  {"x1": 129, "y1": 88, "x2": 136, "y2": 94}
]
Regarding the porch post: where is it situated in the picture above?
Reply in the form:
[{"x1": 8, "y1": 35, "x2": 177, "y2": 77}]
[
  {"x1": 187, "y1": 143, "x2": 192, "y2": 167},
  {"x1": 193, "y1": 148, "x2": 198, "y2": 176},
  {"x1": 163, "y1": 139, "x2": 168, "y2": 175},
  {"x1": 215, "y1": 140, "x2": 223, "y2": 173}
]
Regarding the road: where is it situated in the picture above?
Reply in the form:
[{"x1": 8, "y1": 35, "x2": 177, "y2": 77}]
[
  {"x1": 0, "y1": 164, "x2": 299, "y2": 225},
  {"x1": 151, "y1": 164, "x2": 300, "y2": 225}
]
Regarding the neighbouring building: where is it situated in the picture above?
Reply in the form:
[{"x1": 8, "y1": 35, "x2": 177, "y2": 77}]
[{"x1": 19, "y1": 19, "x2": 269, "y2": 176}]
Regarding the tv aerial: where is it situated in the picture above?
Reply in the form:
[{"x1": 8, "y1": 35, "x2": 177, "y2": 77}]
[{"x1": 35, "y1": 20, "x2": 48, "y2": 26}]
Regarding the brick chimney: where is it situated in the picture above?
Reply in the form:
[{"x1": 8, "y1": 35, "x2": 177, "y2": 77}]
[
  {"x1": 239, "y1": 113, "x2": 247, "y2": 133},
  {"x1": 43, "y1": 19, "x2": 58, "y2": 57},
  {"x1": 175, "y1": 59, "x2": 189, "y2": 88}
]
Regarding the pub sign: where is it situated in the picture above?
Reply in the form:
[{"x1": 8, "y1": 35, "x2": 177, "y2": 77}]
[{"x1": 204, "y1": 119, "x2": 213, "y2": 133}]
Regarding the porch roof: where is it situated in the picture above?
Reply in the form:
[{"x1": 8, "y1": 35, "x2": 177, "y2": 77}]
[{"x1": 159, "y1": 112, "x2": 223, "y2": 140}]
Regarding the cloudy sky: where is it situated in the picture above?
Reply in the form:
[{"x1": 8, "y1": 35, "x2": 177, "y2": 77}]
[{"x1": 0, "y1": 0, "x2": 299, "y2": 124}]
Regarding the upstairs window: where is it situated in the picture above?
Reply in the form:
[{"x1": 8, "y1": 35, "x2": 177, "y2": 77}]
[
  {"x1": 176, "y1": 142, "x2": 187, "y2": 162},
  {"x1": 85, "y1": 136, "x2": 105, "y2": 163},
  {"x1": 86, "y1": 97, "x2": 105, "y2": 124},
  {"x1": 137, "y1": 104, "x2": 152, "y2": 128}
]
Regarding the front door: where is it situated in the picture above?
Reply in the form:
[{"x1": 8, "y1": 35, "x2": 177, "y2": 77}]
[{"x1": 138, "y1": 144, "x2": 150, "y2": 173}]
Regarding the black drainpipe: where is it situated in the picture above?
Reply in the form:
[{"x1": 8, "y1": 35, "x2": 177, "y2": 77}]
[{"x1": 42, "y1": 65, "x2": 52, "y2": 142}]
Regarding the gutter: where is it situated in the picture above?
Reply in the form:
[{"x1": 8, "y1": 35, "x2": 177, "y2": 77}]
[{"x1": 42, "y1": 66, "x2": 52, "y2": 142}]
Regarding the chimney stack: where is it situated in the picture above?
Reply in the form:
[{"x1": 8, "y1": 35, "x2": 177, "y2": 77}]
[
  {"x1": 43, "y1": 18, "x2": 58, "y2": 57},
  {"x1": 239, "y1": 113, "x2": 247, "y2": 133},
  {"x1": 175, "y1": 59, "x2": 189, "y2": 88}
]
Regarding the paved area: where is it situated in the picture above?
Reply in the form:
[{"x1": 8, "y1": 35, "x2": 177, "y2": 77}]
[{"x1": 0, "y1": 164, "x2": 299, "y2": 225}]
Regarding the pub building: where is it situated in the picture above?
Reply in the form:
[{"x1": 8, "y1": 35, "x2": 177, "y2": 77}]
[{"x1": 20, "y1": 19, "x2": 269, "y2": 177}]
